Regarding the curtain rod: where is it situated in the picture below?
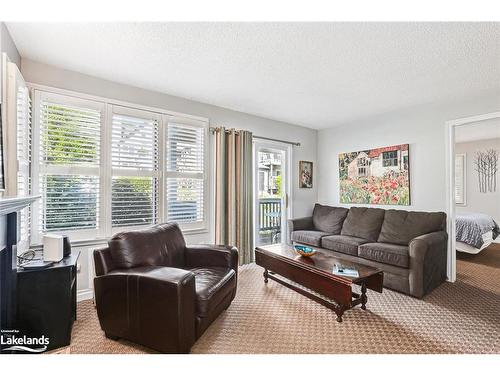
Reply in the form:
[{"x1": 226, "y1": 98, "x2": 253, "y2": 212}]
[{"x1": 209, "y1": 127, "x2": 301, "y2": 147}]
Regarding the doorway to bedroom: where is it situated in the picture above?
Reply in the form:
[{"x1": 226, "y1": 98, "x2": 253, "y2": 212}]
[{"x1": 451, "y1": 113, "x2": 500, "y2": 274}]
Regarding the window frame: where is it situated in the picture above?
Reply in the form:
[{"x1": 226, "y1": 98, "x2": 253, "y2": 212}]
[
  {"x1": 108, "y1": 105, "x2": 162, "y2": 235},
  {"x1": 29, "y1": 84, "x2": 210, "y2": 245},
  {"x1": 357, "y1": 157, "x2": 369, "y2": 177},
  {"x1": 382, "y1": 150, "x2": 398, "y2": 167},
  {"x1": 31, "y1": 90, "x2": 106, "y2": 244}
]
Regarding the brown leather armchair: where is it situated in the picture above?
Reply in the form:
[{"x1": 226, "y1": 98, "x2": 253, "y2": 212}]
[{"x1": 93, "y1": 223, "x2": 238, "y2": 353}]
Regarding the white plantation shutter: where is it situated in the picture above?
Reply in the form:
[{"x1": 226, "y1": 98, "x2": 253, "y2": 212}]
[
  {"x1": 455, "y1": 154, "x2": 466, "y2": 205},
  {"x1": 166, "y1": 178, "x2": 204, "y2": 222},
  {"x1": 37, "y1": 93, "x2": 103, "y2": 236},
  {"x1": 166, "y1": 122, "x2": 206, "y2": 225},
  {"x1": 30, "y1": 88, "x2": 209, "y2": 243},
  {"x1": 40, "y1": 102, "x2": 101, "y2": 166},
  {"x1": 17, "y1": 86, "x2": 32, "y2": 249},
  {"x1": 111, "y1": 108, "x2": 160, "y2": 228},
  {"x1": 6, "y1": 62, "x2": 32, "y2": 252},
  {"x1": 42, "y1": 174, "x2": 100, "y2": 231}
]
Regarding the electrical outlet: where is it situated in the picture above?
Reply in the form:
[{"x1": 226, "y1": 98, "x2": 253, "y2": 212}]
[{"x1": 77, "y1": 263, "x2": 81, "y2": 273}]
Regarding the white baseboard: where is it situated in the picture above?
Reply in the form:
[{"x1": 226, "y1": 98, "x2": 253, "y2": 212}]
[{"x1": 77, "y1": 288, "x2": 94, "y2": 302}]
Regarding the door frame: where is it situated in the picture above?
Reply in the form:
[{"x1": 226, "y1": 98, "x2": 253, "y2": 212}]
[
  {"x1": 445, "y1": 111, "x2": 500, "y2": 282},
  {"x1": 253, "y1": 139, "x2": 293, "y2": 246}
]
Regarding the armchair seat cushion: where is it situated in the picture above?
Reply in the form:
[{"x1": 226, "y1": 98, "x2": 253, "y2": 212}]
[
  {"x1": 321, "y1": 235, "x2": 369, "y2": 256},
  {"x1": 359, "y1": 242, "x2": 409, "y2": 268},
  {"x1": 291, "y1": 230, "x2": 332, "y2": 246},
  {"x1": 186, "y1": 267, "x2": 236, "y2": 317}
]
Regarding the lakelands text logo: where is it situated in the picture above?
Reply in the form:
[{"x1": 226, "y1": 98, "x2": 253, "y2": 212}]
[{"x1": 1, "y1": 329, "x2": 49, "y2": 353}]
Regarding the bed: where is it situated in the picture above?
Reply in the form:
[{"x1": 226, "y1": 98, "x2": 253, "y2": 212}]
[{"x1": 455, "y1": 212, "x2": 500, "y2": 254}]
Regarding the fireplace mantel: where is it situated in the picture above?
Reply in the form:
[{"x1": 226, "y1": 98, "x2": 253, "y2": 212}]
[{"x1": 0, "y1": 196, "x2": 40, "y2": 216}]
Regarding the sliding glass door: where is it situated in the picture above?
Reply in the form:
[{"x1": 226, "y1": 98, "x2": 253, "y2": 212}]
[{"x1": 253, "y1": 141, "x2": 291, "y2": 246}]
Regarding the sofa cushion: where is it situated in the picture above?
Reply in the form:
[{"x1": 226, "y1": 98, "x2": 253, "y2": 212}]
[
  {"x1": 187, "y1": 266, "x2": 236, "y2": 317},
  {"x1": 378, "y1": 210, "x2": 446, "y2": 245},
  {"x1": 312, "y1": 204, "x2": 349, "y2": 234},
  {"x1": 291, "y1": 230, "x2": 331, "y2": 246},
  {"x1": 109, "y1": 223, "x2": 186, "y2": 269},
  {"x1": 358, "y1": 242, "x2": 409, "y2": 268},
  {"x1": 341, "y1": 207, "x2": 386, "y2": 242},
  {"x1": 321, "y1": 235, "x2": 369, "y2": 256}
]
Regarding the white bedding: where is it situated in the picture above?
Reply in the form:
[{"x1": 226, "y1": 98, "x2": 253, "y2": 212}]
[{"x1": 456, "y1": 230, "x2": 494, "y2": 254}]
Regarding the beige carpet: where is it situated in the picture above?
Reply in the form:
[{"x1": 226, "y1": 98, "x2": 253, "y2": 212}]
[{"x1": 68, "y1": 244, "x2": 500, "y2": 354}]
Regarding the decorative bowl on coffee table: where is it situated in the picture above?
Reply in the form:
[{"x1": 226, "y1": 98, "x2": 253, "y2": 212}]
[{"x1": 294, "y1": 245, "x2": 317, "y2": 257}]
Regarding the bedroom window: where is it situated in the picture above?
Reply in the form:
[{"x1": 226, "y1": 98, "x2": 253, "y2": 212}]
[
  {"x1": 30, "y1": 88, "x2": 209, "y2": 243},
  {"x1": 382, "y1": 150, "x2": 398, "y2": 167},
  {"x1": 455, "y1": 154, "x2": 467, "y2": 205}
]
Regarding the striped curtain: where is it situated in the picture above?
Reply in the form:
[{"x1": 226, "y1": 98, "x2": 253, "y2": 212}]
[{"x1": 214, "y1": 127, "x2": 254, "y2": 265}]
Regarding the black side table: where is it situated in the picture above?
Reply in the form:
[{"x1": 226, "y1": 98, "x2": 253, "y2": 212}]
[{"x1": 16, "y1": 251, "x2": 80, "y2": 352}]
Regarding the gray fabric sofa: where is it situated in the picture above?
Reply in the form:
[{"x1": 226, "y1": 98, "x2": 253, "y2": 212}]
[{"x1": 288, "y1": 204, "x2": 448, "y2": 298}]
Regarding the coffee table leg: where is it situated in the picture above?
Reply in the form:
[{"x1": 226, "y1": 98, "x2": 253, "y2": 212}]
[
  {"x1": 263, "y1": 269, "x2": 269, "y2": 283},
  {"x1": 361, "y1": 282, "x2": 367, "y2": 310},
  {"x1": 335, "y1": 305, "x2": 346, "y2": 323}
]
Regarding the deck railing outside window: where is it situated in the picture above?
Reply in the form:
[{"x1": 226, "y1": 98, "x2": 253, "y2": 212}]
[{"x1": 258, "y1": 198, "x2": 281, "y2": 244}]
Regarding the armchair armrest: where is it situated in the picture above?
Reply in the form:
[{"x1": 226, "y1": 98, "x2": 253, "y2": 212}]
[
  {"x1": 408, "y1": 231, "x2": 448, "y2": 298},
  {"x1": 287, "y1": 216, "x2": 314, "y2": 244},
  {"x1": 93, "y1": 247, "x2": 115, "y2": 276},
  {"x1": 93, "y1": 267, "x2": 196, "y2": 353},
  {"x1": 185, "y1": 245, "x2": 239, "y2": 273}
]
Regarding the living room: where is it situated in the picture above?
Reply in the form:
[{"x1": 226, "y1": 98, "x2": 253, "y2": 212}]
[{"x1": 1, "y1": 1, "x2": 499, "y2": 373}]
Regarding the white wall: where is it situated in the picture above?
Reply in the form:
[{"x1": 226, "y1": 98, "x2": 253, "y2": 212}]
[
  {"x1": 0, "y1": 22, "x2": 20, "y2": 68},
  {"x1": 20, "y1": 58, "x2": 318, "y2": 294},
  {"x1": 456, "y1": 137, "x2": 500, "y2": 223},
  {"x1": 317, "y1": 92, "x2": 500, "y2": 213}
]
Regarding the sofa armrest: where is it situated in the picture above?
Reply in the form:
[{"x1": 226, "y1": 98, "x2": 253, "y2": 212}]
[
  {"x1": 94, "y1": 267, "x2": 196, "y2": 353},
  {"x1": 408, "y1": 231, "x2": 448, "y2": 298},
  {"x1": 185, "y1": 244, "x2": 239, "y2": 272},
  {"x1": 287, "y1": 216, "x2": 314, "y2": 245}
]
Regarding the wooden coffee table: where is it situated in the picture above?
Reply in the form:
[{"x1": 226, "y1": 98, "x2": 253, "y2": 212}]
[{"x1": 255, "y1": 244, "x2": 384, "y2": 322}]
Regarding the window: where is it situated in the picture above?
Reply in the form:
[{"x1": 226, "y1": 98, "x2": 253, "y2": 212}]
[
  {"x1": 166, "y1": 121, "x2": 206, "y2": 229},
  {"x1": 35, "y1": 92, "x2": 103, "y2": 240},
  {"x1": 403, "y1": 155, "x2": 409, "y2": 170},
  {"x1": 111, "y1": 107, "x2": 160, "y2": 228},
  {"x1": 357, "y1": 157, "x2": 368, "y2": 177},
  {"x1": 455, "y1": 154, "x2": 466, "y2": 205},
  {"x1": 382, "y1": 151, "x2": 398, "y2": 167},
  {"x1": 30, "y1": 88, "x2": 208, "y2": 243}
]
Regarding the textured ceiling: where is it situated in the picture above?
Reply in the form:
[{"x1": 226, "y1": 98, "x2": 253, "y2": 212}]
[{"x1": 7, "y1": 22, "x2": 500, "y2": 129}]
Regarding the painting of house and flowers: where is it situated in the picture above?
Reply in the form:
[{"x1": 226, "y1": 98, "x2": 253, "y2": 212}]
[{"x1": 339, "y1": 144, "x2": 410, "y2": 205}]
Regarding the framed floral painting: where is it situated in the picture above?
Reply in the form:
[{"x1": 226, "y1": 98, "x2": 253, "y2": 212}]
[
  {"x1": 299, "y1": 161, "x2": 313, "y2": 188},
  {"x1": 338, "y1": 144, "x2": 410, "y2": 205}
]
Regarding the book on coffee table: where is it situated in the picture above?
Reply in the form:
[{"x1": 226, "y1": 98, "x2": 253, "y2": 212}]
[{"x1": 333, "y1": 263, "x2": 359, "y2": 278}]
